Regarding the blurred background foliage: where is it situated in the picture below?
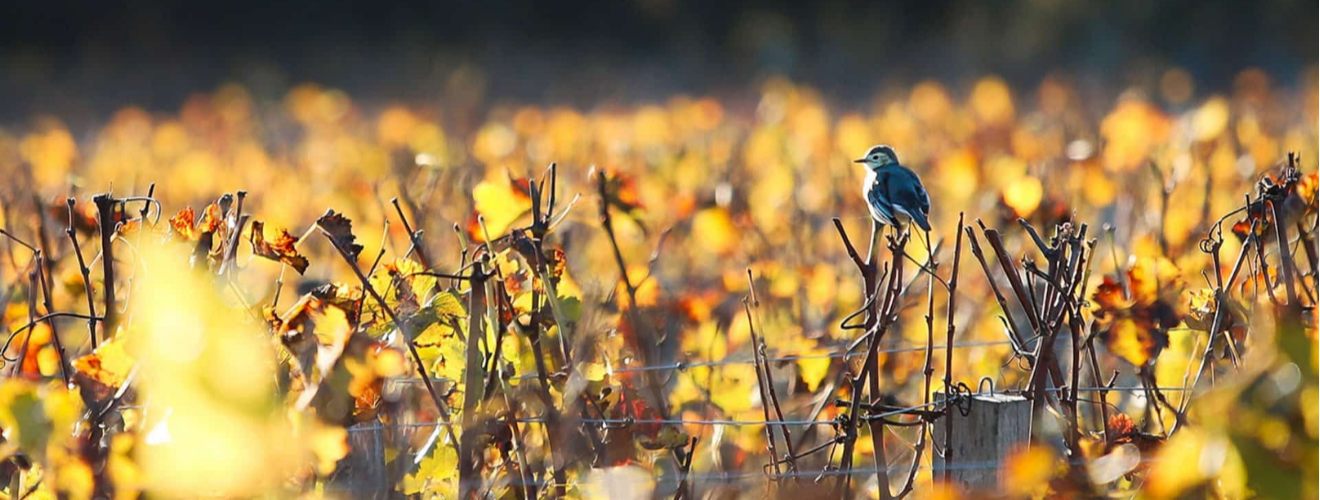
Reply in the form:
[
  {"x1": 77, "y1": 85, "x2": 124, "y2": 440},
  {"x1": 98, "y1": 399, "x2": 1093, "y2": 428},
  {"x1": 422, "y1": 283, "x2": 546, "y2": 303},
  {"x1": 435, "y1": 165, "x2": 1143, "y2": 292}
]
[{"x1": 0, "y1": 1, "x2": 1316, "y2": 499}]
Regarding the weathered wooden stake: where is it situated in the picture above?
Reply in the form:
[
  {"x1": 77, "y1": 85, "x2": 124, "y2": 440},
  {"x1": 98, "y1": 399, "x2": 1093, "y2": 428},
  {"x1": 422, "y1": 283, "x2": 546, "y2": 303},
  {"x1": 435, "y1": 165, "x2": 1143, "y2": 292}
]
[
  {"x1": 92, "y1": 193, "x2": 119, "y2": 338},
  {"x1": 932, "y1": 393, "x2": 1031, "y2": 491}
]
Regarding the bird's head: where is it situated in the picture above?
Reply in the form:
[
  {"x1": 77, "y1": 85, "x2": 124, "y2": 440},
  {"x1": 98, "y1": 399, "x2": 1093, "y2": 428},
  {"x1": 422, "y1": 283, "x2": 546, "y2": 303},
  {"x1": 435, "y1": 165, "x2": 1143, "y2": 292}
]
[{"x1": 854, "y1": 145, "x2": 898, "y2": 170}]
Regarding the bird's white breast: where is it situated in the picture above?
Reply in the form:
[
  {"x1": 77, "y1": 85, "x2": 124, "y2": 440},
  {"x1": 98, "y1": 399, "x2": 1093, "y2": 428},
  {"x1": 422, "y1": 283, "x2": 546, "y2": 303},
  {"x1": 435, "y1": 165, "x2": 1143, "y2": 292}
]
[{"x1": 862, "y1": 168, "x2": 892, "y2": 225}]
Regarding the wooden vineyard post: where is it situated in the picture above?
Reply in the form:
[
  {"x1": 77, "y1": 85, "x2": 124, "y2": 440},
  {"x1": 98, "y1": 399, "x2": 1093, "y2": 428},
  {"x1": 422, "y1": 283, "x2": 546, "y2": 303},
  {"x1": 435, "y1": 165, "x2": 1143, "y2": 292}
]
[{"x1": 932, "y1": 393, "x2": 1031, "y2": 490}]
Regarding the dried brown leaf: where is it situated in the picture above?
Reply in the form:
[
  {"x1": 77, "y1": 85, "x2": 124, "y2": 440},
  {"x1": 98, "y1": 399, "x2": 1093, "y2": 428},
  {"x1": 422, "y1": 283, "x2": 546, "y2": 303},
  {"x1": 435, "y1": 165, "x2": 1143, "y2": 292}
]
[{"x1": 316, "y1": 209, "x2": 364, "y2": 260}]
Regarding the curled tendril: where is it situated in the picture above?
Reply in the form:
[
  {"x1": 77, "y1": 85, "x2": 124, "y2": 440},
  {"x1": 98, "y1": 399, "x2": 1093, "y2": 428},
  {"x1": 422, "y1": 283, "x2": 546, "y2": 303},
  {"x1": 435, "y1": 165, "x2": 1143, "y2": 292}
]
[
  {"x1": 1201, "y1": 190, "x2": 1262, "y2": 255},
  {"x1": 118, "y1": 196, "x2": 164, "y2": 226},
  {"x1": 951, "y1": 381, "x2": 975, "y2": 417}
]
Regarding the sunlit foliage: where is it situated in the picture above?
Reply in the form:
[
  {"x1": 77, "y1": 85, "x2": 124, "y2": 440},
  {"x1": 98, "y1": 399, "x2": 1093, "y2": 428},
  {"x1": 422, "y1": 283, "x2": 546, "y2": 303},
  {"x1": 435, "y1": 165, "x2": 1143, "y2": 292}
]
[{"x1": 0, "y1": 67, "x2": 1315, "y2": 499}]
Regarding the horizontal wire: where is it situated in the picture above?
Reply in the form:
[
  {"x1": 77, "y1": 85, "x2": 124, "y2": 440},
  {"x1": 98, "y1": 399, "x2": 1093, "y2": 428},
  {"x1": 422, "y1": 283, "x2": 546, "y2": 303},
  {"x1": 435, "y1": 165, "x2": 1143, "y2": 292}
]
[
  {"x1": 389, "y1": 339, "x2": 1017, "y2": 384},
  {"x1": 340, "y1": 384, "x2": 1193, "y2": 433},
  {"x1": 612, "y1": 340, "x2": 1013, "y2": 374},
  {"x1": 1004, "y1": 386, "x2": 1192, "y2": 395},
  {"x1": 110, "y1": 385, "x2": 1188, "y2": 416},
  {"x1": 326, "y1": 453, "x2": 1163, "y2": 492}
]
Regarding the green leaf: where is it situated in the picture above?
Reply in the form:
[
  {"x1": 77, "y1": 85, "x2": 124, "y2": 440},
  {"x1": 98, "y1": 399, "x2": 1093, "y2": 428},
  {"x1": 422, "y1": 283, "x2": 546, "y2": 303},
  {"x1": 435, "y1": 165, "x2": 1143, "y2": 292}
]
[
  {"x1": 639, "y1": 424, "x2": 691, "y2": 450},
  {"x1": 428, "y1": 291, "x2": 466, "y2": 318},
  {"x1": 364, "y1": 258, "x2": 438, "y2": 325}
]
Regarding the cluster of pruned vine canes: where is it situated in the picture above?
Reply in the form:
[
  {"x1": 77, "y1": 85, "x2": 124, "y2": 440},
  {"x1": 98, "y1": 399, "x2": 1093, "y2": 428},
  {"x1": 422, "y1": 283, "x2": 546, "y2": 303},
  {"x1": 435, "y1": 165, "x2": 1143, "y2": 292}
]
[{"x1": 750, "y1": 152, "x2": 1314, "y2": 499}]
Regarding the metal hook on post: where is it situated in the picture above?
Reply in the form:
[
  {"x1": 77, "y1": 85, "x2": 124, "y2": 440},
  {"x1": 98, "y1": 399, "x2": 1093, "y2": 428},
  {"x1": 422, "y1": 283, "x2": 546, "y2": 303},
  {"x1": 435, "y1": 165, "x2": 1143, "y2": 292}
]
[{"x1": 977, "y1": 376, "x2": 995, "y2": 396}]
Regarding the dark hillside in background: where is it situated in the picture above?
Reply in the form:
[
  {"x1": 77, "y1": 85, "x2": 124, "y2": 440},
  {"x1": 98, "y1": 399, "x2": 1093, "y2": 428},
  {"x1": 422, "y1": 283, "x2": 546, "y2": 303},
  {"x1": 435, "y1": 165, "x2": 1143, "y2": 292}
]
[{"x1": 1, "y1": 0, "x2": 1316, "y2": 120}]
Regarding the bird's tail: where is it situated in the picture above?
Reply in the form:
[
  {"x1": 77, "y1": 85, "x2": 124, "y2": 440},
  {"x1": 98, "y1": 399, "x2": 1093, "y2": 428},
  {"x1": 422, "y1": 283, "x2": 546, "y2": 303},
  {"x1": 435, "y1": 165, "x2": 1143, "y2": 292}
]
[{"x1": 909, "y1": 211, "x2": 932, "y2": 232}]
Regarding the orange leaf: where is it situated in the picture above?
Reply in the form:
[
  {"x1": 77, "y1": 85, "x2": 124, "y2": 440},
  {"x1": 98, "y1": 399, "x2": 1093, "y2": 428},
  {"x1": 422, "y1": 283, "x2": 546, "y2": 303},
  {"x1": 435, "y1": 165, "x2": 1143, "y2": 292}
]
[
  {"x1": 168, "y1": 206, "x2": 198, "y2": 240},
  {"x1": 1107, "y1": 412, "x2": 1137, "y2": 440},
  {"x1": 167, "y1": 203, "x2": 221, "y2": 241},
  {"x1": 1296, "y1": 172, "x2": 1318, "y2": 208},
  {"x1": 543, "y1": 247, "x2": 568, "y2": 281},
  {"x1": 1125, "y1": 256, "x2": 1182, "y2": 306},
  {"x1": 250, "y1": 220, "x2": 309, "y2": 274},
  {"x1": 1092, "y1": 256, "x2": 1181, "y2": 366},
  {"x1": 612, "y1": 381, "x2": 662, "y2": 438},
  {"x1": 73, "y1": 337, "x2": 135, "y2": 404},
  {"x1": 13, "y1": 324, "x2": 53, "y2": 378}
]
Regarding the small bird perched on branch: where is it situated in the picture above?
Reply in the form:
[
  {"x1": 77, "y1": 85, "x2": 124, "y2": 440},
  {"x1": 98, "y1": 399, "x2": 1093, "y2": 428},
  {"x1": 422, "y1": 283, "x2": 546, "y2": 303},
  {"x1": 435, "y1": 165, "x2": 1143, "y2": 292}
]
[{"x1": 855, "y1": 145, "x2": 931, "y2": 233}]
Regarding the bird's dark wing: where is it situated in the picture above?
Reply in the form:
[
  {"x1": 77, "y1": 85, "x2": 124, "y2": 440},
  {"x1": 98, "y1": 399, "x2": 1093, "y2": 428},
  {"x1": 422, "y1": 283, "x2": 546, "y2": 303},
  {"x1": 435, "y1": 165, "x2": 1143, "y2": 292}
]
[
  {"x1": 913, "y1": 172, "x2": 931, "y2": 215},
  {"x1": 886, "y1": 165, "x2": 932, "y2": 230}
]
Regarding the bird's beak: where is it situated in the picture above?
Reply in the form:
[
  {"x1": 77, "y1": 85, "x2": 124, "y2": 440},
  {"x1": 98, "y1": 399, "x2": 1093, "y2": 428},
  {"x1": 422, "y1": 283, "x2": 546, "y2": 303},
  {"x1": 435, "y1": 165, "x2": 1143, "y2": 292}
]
[{"x1": 853, "y1": 158, "x2": 866, "y2": 164}]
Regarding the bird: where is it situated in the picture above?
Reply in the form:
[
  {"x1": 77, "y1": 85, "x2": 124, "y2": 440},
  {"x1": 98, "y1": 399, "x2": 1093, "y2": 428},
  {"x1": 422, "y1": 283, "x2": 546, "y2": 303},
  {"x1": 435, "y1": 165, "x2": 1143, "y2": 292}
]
[{"x1": 854, "y1": 145, "x2": 932, "y2": 232}]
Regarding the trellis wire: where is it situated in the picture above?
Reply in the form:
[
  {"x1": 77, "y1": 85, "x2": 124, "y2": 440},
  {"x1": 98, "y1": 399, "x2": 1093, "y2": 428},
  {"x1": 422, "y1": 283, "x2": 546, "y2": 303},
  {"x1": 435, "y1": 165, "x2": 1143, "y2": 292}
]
[
  {"x1": 389, "y1": 339, "x2": 1018, "y2": 384},
  {"x1": 343, "y1": 385, "x2": 1192, "y2": 434},
  {"x1": 109, "y1": 337, "x2": 1191, "y2": 431},
  {"x1": 112, "y1": 385, "x2": 1189, "y2": 416},
  {"x1": 610, "y1": 339, "x2": 1016, "y2": 374},
  {"x1": 328, "y1": 453, "x2": 1162, "y2": 492}
]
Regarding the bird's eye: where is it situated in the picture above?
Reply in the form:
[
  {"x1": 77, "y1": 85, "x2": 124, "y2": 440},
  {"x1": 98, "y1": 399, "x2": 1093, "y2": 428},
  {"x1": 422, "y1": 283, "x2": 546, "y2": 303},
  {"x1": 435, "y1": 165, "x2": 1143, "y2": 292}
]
[{"x1": 871, "y1": 155, "x2": 879, "y2": 160}]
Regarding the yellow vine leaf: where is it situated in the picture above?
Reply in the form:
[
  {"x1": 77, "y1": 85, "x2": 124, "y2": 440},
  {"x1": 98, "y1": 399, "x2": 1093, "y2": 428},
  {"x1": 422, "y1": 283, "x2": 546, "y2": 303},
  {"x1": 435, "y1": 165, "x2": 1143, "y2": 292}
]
[
  {"x1": 403, "y1": 443, "x2": 458, "y2": 495},
  {"x1": 797, "y1": 350, "x2": 832, "y2": 392},
  {"x1": 472, "y1": 176, "x2": 532, "y2": 239},
  {"x1": 73, "y1": 336, "x2": 136, "y2": 402}
]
